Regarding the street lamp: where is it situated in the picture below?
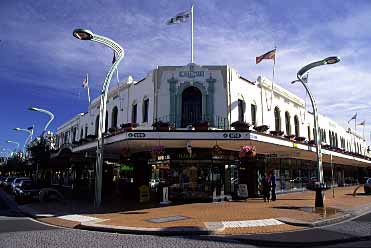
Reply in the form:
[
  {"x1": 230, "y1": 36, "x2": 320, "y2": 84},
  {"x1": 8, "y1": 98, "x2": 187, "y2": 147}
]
[
  {"x1": 6, "y1": 140, "x2": 20, "y2": 152},
  {"x1": 293, "y1": 56, "x2": 340, "y2": 208},
  {"x1": 28, "y1": 107, "x2": 54, "y2": 132},
  {"x1": 73, "y1": 28, "x2": 125, "y2": 208},
  {"x1": 13, "y1": 126, "x2": 34, "y2": 157}
]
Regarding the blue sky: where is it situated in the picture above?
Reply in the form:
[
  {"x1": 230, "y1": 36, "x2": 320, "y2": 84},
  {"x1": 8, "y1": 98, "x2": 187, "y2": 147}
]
[{"x1": 1, "y1": 0, "x2": 371, "y2": 151}]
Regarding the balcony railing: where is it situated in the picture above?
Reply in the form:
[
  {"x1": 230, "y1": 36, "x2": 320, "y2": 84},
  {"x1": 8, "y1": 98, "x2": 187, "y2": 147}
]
[{"x1": 154, "y1": 115, "x2": 230, "y2": 129}]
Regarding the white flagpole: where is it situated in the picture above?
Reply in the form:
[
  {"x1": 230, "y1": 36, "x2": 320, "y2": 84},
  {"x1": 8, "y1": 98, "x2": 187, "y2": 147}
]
[
  {"x1": 87, "y1": 73, "x2": 91, "y2": 105},
  {"x1": 191, "y1": 4, "x2": 194, "y2": 63}
]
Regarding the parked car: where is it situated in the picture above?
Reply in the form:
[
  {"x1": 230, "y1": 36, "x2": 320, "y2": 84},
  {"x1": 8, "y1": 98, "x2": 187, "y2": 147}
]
[
  {"x1": 364, "y1": 178, "x2": 371, "y2": 194},
  {"x1": 11, "y1": 177, "x2": 30, "y2": 194},
  {"x1": 3, "y1": 176, "x2": 16, "y2": 192},
  {"x1": 0, "y1": 176, "x2": 6, "y2": 187},
  {"x1": 14, "y1": 180, "x2": 41, "y2": 203}
]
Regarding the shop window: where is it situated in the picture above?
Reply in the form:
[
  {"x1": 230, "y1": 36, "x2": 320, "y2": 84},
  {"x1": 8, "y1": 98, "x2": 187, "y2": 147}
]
[
  {"x1": 132, "y1": 104, "x2": 137, "y2": 124},
  {"x1": 274, "y1": 106, "x2": 281, "y2": 131},
  {"x1": 143, "y1": 98, "x2": 149, "y2": 123},
  {"x1": 285, "y1": 111, "x2": 291, "y2": 135},
  {"x1": 251, "y1": 104, "x2": 257, "y2": 125},
  {"x1": 294, "y1": 115, "x2": 300, "y2": 137},
  {"x1": 111, "y1": 106, "x2": 118, "y2": 128},
  {"x1": 238, "y1": 99, "x2": 245, "y2": 122}
]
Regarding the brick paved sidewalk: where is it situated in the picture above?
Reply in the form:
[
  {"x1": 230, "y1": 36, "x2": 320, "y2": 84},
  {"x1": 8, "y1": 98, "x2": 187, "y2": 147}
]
[{"x1": 24, "y1": 185, "x2": 371, "y2": 235}]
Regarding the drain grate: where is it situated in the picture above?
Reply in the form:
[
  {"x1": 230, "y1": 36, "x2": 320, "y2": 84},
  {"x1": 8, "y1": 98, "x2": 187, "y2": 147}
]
[{"x1": 146, "y1": 215, "x2": 190, "y2": 223}]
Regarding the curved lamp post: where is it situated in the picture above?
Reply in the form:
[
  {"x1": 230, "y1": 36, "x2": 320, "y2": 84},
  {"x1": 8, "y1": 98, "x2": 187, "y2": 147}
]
[
  {"x1": 73, "y1": 28, "x2": 125, "y2": 208},
  {"x1": 28, "y1": 107, "x2": 54, "y2": 132},
  {"x1": 6, "y1": 140, "x2": 20, "y2": 153},
  {"x1": 292, "y1": 56, "x2": 340, "y2": 208},
  {"x1": 14, "y1": 126, "x2": 34, "y2": 157}
]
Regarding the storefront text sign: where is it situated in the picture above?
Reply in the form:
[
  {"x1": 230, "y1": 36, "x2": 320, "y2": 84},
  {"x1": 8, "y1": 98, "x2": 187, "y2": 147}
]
[
  {"x1": 179, "y1": 71, "x2": 205, "y2": 78},
  {"x1": 128, "y1": 132, "x2": 146, "y2": 138}
]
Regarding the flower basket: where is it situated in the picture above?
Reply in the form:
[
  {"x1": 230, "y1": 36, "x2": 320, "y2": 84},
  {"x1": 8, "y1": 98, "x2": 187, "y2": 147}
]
[
  {"x1": 193, "y1": 121, "x2": 209, "y2": 131},
  {"x1": 108, "y1": 127, "x2": 118, "y2": 133},
  {"x1": 152, "y1": 121, "x2": 170, "y2": 131},
  {"x1": 231, "y1": 121, "x2": 250, "y2": 131},
  {"x1": 296, "y1": 136, "x2": 306, "y2": 142},
  {"x1": 308, "y1": 140, "x2": 315, "y2": 145},
  {"x1": 120, "y1": 123, "x2": 138, "y2": 131},
  {"x1": 239, "y1": 145, "x2": 257, "y2": 158},
  {"x1": 284, "y1": 134, "x2": 296, "y2": 141},
  {"x1": 270, "y1": 130, "x2": 284, "y2": 136},
  {"x1": 253, "y1": 125, "x2": 269, "y2": 133}
]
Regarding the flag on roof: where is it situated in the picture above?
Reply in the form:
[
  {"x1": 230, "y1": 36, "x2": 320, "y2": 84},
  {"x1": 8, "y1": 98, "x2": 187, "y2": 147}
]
[
  {"x1": 82, "y1": 74, "x2": 88, "y2": 88},
  {"x1": 358, "y1": 120, "x2": 366, "y2": 126},
  {"x1": 112, "y1": 52, "x2": 116, "y2": 64},
  {"x1": 256, "y1": 49, "x2": 276, "y2": 64},
  {"x1": 348, "y1": 113, "x2": 357, "y2": 123},
  {"x1": 167, "y1": 10, "x2": 191, "y2": 25}
]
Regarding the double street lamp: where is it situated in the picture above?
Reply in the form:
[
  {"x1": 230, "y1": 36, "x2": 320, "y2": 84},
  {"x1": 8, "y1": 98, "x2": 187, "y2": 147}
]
[
  {"x1": 292, "y1": 56, "x2": 340, "y2": 208},
  {"x1": 6, "y1": 140, "x2": 20, "y2": 155},
  {"x1": 73, "y1": 29, "x2": 125, "y2": 208}
]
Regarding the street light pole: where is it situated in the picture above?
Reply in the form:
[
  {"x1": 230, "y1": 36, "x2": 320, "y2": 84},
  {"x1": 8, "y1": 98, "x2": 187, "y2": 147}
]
[
  {"x1": 28, "y1": 107, "x2": 54, "y2": 132},
  {"x1": 73, "y1": 29, "x2": 125, "y2": 208},
  {"x1": 14, "y1": 126, "x2": 34, "y2": 157},
  {"x1": 294, "y1": 56, "x2": 340, "y2": 208},
  {"x1": 6, "y1": 140, "x2": 20, "y2": 154}
]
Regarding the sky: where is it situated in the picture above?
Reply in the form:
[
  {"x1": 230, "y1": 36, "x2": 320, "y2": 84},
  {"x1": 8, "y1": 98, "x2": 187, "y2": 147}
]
[{"x1": 1, "y1": 0, "x2": 371, "y2": 152}]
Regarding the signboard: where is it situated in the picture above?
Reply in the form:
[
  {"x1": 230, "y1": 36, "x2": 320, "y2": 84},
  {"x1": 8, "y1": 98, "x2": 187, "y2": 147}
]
[
  {"x1": 120, "y1": 165, "x2": 134, "y2": 172},
  {"x1": 237, "y1": 184, "x2": 248, "y2": 199},
  {"x1": 179, "y1": 71, "x2": 205, "y2": 78},
  {"x1": 139, "y1": 185, "x2": 150, "y2": 203}
]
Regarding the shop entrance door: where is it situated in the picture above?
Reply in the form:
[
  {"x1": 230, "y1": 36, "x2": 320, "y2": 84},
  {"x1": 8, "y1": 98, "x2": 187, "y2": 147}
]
[
  {"x1": 224, "y1": 164, "x2": 238, "y2": 196},
  {"x1": 181, "y1": 86, "x2": 202, "y2": 127}
]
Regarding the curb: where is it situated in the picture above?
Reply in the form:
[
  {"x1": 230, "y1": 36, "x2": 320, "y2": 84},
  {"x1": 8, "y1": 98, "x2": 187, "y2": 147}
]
[
  {"x1": 77, "y1": 221, "x2": 219, "y2": 236},
  {"x1": 277, "y1": 213, "x2": 353, "y2": 227}
]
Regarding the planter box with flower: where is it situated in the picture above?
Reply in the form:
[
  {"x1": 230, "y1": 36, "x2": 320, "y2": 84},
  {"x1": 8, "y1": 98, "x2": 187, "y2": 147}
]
[
  {"x1": 152, "y1": 121, "x2": 170, "y2": 131},
  {"x1": 253, "y1": 125, "x2": 269, "y2": 133},
  {"x1": 284, "y1": 134, "x2": 296, "y2": 141},
  {"x1": 193, "y1": 121, "x2": 209, "y2": 131},
  {"x1": 270, "y1": 130, "x2": 284, "y2": 136},
  {"x1": 295, "y1": 136, "x2": 306, "y2": 143},
  {"x1": 239, "y1": 145, "x2": 257, "y2": 159},
  {"x1": 120, "y1": 123, "x2": 138, "y2": 131},
  {"x1": 231, "y1": 121, "x2": 250, "y2": 131}
]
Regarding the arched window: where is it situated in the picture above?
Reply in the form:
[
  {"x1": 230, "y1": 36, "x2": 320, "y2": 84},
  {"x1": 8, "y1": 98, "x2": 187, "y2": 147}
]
[
  {"x1": 111, "y1": 106, "x2": 118, "y2": 128},
  {"x1": 285, "y1": 111, "x2": 291, "y2": 135},
  {"x1": 95, "y1": 115, "x2": 99, "y2": 136},
  {"x1": 274, "y1": 107, "x2": 281, "y2": 131},
  {"x1": 250, "y1": 103, "x2": 257, "y2": 125},
  {"x1": 294, "y1": 115, "x2": 300, "y2": 137}
]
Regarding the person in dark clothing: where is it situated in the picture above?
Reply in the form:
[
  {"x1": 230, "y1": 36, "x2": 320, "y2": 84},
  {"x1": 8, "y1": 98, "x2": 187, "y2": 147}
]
[
  {"x1": 269, "y1": 171, "x2": 276, "y2": 201},
  {"x1": 261, "y1": 173, "x2": 271, "y2": 202}
]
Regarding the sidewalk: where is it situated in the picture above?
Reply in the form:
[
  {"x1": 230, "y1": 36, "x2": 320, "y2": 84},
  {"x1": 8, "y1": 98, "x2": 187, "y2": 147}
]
[{"x1": 19, "y1": 185, "x2": 371, "y2": 235}]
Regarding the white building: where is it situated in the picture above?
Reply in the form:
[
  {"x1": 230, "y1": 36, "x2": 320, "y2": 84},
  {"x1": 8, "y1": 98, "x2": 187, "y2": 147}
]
[{"x1": 52, "y1": 63, "x2": 371, "y2": 201}]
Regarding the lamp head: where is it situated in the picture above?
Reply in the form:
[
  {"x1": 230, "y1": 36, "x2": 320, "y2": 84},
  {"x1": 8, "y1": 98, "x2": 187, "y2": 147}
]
[
  {"x1": 28, "y1": 107, "x2": 39, "y2": 111},
  {"x1": 324, "y1": 56, "x2": 340, "y2": 65},
  {"x1": 13, "y1": 128, "x2": 21, "y2": 131},
  {"x1": 73, "y1": 29, "x2": 94, "y2": 40}
]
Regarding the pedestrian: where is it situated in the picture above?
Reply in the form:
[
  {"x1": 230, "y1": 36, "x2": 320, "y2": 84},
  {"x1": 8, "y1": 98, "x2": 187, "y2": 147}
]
[
  {"x1": 262, "y1": 173, "x2": 271, "y2": 202},
  {"x1": 269, "y1": 170, "x2": 276, "y2": 201}
]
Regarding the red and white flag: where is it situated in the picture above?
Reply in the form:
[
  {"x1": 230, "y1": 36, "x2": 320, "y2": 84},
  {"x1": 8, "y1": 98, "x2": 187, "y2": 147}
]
[
  {"x1": 82, "y1": 74, "x2": 88, "y2": 88},
  {"x1": 256, "y1": 49, "x2": 276, "y2": 64}
]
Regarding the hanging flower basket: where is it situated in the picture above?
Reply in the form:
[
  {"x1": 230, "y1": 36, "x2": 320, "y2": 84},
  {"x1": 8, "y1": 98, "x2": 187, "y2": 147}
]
[
  {"x1": 231, "y1": 121, "x2": 251, "y2": 131},
  {"x1": 239, "y1": 145, "x2": 257, "y2": 158}
]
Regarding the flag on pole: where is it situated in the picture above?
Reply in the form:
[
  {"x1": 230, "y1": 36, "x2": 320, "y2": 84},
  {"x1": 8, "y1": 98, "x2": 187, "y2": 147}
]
[
  {"x1": 167, "y1": 10, "x2": 191, "y2": 25},
  {"x1": 348, "y1": 113, "x2": 357, "y2": 123},
  {"x1": 357, "y1": 120, "x2": 366, "y2": 126},
  {"x1": 112, "y1": 52, "x2": 116, "y2": 64},
  {"x1": 256, "y1": 49, "x2": 276, "y2": 64},
  {"x1": 82, "y1": 74, "x2": 88, "y2": 88}
]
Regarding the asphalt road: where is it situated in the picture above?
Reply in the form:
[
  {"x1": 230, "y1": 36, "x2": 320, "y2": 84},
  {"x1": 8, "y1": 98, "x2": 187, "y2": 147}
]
[{"x1": 1, "y1": 189, "x2": 371, "y2": 248}]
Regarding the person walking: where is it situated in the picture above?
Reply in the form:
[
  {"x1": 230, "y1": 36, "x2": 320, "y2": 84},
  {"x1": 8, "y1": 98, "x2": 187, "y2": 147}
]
[
  {"x1": 269, "y1": 171, "x2": 276, "y2": 201},
  {"x1": 262, "y1": 173, "x2": 271, "y2": 202}
]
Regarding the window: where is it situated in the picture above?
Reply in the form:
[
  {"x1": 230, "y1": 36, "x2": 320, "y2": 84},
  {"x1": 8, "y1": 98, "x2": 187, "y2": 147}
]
[
  {"x1": 111, "y1": 106, "x2": 118, "y2": 128},
  {"x1": 274, "y1": 107, "x2": 281, "y2": 131},
  {"x1": 251, "y1": 104, "x2": 257, "y2": 125},
  {"x1": 95, "y1": 115, "x2": 99, "y2": 136},
  {"x1": 285, "y1": 111, "x2": 291, "y2": 135},
  {"x1": 105, "y1": 111, "x2": 108, "y2": 132},
  {"x1": 238, "y1": 99, "x2": 245, "y2": 122},
  {"x1": 132, "y1": 104, "x2": 137, "y2": 123},
  {"x1": 72, "y1": 127, "x2": 76, "y2": 142},
  {"x1": 294, "y1": 115, "x2": 300, "y2": 137},
  {"x1": 80, "y1": 128, "x2": 83, "y2": 140},
  {"x1": 85, "y1": 126, "x2": 88, "y2": 138},
  {"x1": 143, "y1": 99, "x2": 149, "y2": 123},
  {"x1": 307, "y1": 126, "x2": 311, "y2": 140}
]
